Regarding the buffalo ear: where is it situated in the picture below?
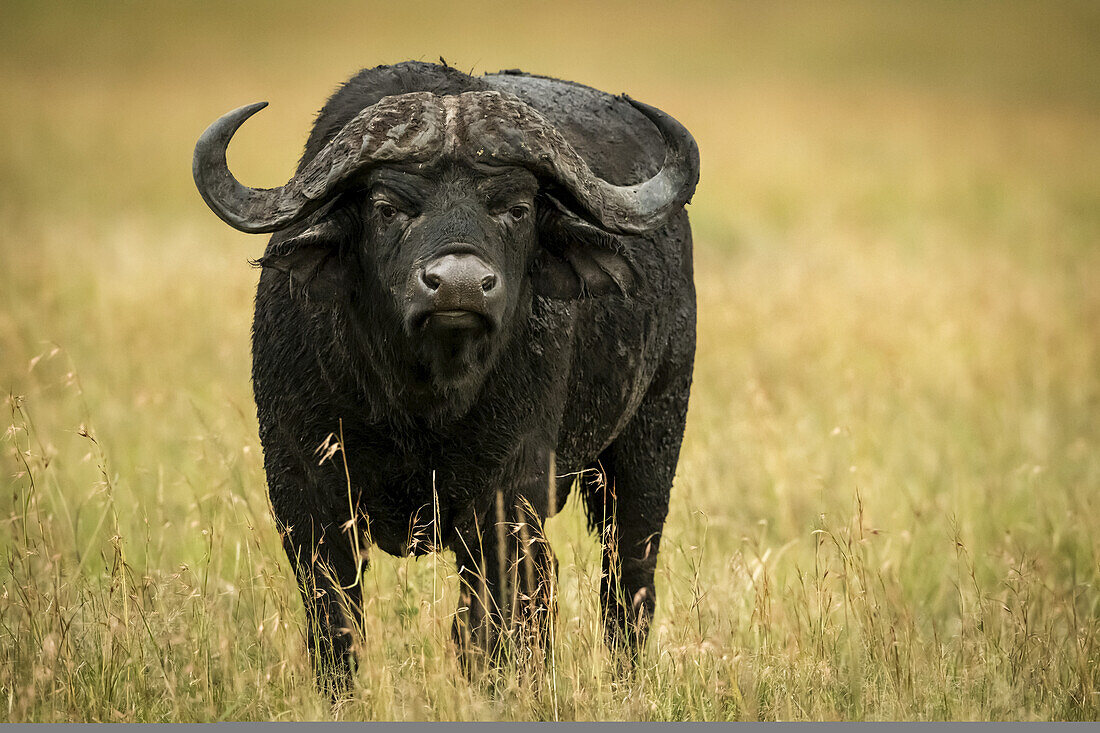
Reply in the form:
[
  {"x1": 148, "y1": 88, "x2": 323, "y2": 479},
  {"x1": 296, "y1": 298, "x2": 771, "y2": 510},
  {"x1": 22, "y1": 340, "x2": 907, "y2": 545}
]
[
  {"x1": 533, "y1": 210, "x2": 636, "y2": 299},
  {"x1": 255, "y1": 216, "x2": 351, "y2": 301}
]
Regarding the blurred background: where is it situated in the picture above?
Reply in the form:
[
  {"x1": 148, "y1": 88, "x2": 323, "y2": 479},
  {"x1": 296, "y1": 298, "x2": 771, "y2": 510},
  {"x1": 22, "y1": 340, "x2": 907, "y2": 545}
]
[{"x1": 1, "y1": 0, "x2": 1098, "y2": 721}]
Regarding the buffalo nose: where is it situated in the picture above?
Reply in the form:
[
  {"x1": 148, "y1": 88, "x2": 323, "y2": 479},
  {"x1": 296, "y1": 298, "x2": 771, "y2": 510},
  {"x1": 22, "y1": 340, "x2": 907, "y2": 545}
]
[{"x1": 417, "y1": 253, "x2": 502, "y2": 315}]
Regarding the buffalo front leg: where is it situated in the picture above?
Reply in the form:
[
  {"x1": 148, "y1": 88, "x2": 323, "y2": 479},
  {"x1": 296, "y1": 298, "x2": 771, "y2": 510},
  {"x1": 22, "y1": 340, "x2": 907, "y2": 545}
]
[
  {"x1": 281, "y1": 521, "x2": 364, "y2": 695},
  {"x1": 451, "y1": 493, "x2": 558, "y2": 674},
  {"x1": 583, "y1": 363, "x2": 691, "y2": 661},
  {"x1": 583, "y1": 465, "x2": 665, "y2": 661}
]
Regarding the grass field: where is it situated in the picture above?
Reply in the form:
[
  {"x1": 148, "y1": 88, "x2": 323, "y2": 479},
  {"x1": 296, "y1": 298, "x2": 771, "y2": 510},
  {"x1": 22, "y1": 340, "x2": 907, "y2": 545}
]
[{"x1": 2, "y1": 0, "x2": 1099, "y2": 721}]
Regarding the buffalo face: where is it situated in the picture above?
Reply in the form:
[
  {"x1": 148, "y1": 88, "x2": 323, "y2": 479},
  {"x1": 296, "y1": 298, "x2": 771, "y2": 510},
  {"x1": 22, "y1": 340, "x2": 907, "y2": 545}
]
[{"x1": 369, "y1": 164, "x2": 537, "y2": 389}]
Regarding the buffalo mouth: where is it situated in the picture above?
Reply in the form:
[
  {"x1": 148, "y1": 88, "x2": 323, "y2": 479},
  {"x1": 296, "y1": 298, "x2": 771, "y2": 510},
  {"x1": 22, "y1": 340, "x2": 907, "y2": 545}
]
[
  {"x1": 411, "y1": 306, "x2": 497, "y2": 339},
  {"x1": 421, "y1": 309, "x2": 489, "y2": 331}
]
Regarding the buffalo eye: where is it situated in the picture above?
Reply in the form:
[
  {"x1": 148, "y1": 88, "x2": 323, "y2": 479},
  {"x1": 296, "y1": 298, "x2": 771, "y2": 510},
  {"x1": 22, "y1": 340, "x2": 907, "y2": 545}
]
[
  {"x1": 375, "y1": 202, "x2": 399, "y2": 221},
  {"x1": 507, "y1": 204, "x2": 530, "y2": 222}
]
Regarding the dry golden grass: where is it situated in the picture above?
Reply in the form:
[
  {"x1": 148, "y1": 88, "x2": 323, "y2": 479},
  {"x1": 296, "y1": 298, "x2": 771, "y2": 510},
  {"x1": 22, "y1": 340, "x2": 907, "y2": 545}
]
[{"x1": 1, "y1": 0, "x2": 1098, "y2": 721}]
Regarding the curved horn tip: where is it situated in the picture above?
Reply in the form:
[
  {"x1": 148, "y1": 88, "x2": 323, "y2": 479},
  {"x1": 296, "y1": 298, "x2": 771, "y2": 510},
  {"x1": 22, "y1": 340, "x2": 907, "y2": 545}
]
[
  {"x1": 193, "y1": 101, "x2": 276, "y2": 234},
  {"x1": 618, "y1": 93, "x2": 695, "y2": 143},
  {"x1": 626, "y1": 94, "x2": 700, "y2": 189},
  {"x1": 193, "y1": 101, "x2": 269, "y2": 159},
  {"x1": 620, "y1": 94, "x2": 700, "y2": 214},
  {"x1": 619, "y1": 93, "x2": 650, "y2": 114}
]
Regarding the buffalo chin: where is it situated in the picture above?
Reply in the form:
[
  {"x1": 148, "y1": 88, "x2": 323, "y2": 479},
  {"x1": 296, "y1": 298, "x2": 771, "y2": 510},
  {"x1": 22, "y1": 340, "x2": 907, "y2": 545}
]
[{"x1": 410, "y1": 314, "x2": 496, "y2": 412}]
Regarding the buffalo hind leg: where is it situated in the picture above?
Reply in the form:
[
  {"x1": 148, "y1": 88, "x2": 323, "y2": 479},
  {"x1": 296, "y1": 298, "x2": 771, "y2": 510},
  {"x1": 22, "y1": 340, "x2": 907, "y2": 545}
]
[{"x1": 583, "y1": 364, "x2": 691, "y2": 663}]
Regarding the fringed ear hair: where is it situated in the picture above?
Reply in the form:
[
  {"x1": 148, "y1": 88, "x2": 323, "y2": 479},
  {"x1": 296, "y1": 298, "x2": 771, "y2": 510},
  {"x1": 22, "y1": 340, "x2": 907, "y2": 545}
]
[
  {"x1": 533, "y1": 203, "x2": 636, "y2": 300},
  {"x1": 254, "y1": 207, "x2": 359, "y2": 302}
]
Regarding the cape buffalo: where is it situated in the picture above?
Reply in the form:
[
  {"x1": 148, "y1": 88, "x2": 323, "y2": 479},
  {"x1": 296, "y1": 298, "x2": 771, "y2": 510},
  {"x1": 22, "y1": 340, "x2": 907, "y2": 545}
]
[{"x1": 193, "y1": 61, "x2": 699, "y2": 689}]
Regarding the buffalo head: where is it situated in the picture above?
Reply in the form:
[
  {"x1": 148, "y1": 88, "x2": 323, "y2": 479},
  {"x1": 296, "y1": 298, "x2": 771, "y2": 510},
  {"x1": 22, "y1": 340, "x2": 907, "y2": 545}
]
[{"x1": 193, "y1": 91, "x2": 698, "y2": 413}]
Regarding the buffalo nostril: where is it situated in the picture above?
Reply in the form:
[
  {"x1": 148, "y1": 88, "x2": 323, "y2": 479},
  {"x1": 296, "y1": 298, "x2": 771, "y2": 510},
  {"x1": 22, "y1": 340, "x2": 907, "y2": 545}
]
[
  {"x1": 421, "y1": 269, "x2": 441, "y2": 291},
  {"x1": 481, "y1": 274, "x2": 497, "y2": 292}
]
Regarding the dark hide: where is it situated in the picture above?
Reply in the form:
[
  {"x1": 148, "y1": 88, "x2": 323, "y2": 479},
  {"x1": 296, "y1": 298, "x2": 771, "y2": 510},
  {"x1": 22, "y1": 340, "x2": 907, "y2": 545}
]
[{"x1": 245, "y1": 62, "x2": 697, "y2": 689}]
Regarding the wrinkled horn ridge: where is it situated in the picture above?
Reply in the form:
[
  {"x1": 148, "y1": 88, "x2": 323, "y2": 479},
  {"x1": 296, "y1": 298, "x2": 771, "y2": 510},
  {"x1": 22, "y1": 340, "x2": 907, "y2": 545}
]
[
  {"x1": 193, "y1": 93, "x2": 446, "y2": 234},
  {"x1": 460, "y1": 91, "x2": 699, "y2": 235},
  {"x1": 194, "y1": 90, "x2": 698, "y2": 236}
]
